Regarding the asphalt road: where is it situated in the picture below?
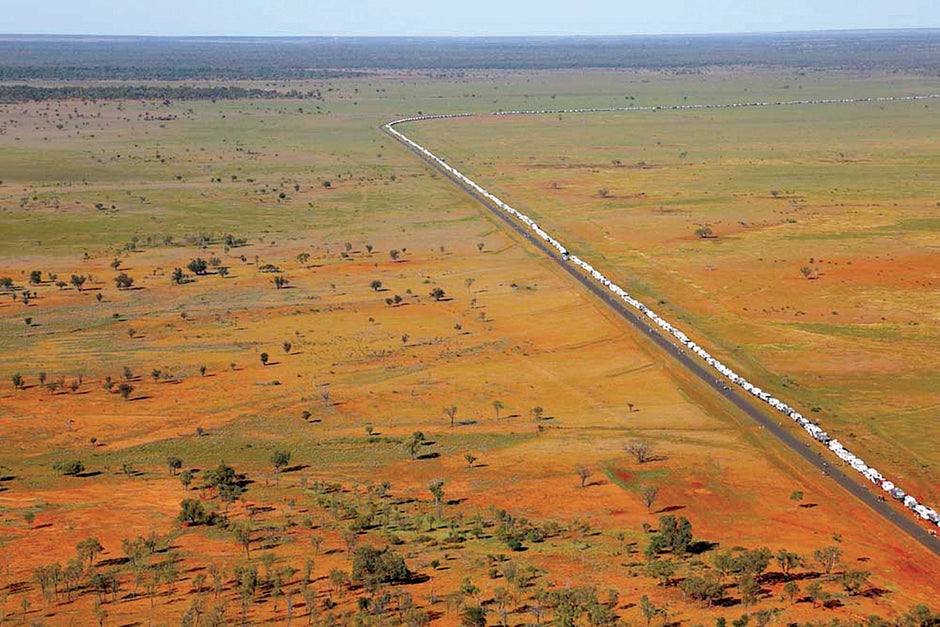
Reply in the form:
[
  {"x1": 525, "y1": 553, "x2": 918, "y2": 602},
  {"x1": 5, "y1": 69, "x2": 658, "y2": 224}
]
[{"x1": 383, "y1": 121, "x2": 940, "y2": 559}]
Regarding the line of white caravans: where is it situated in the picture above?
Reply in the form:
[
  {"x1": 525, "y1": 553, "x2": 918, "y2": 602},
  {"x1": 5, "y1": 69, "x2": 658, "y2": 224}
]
[
  {"x1": 384, "y1": 98, "x2": 940, "y2": 531},
  {"x1": 490, "y1": 93, "x2": 940, "y2": 117}
]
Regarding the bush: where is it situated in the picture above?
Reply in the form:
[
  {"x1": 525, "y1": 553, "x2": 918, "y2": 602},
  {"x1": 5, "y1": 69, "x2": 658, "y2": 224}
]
[
  {"x1": 461, "y1": 606, "x2": 487, "y2": 627},
  {"x1": 351, "y1": 547, "x2": 410, "y2": 585},
  {"x1": 114, "y1": 273, "x2": 134, "y2": 289},
  {"x1": 178, "y1": 499, "x2": 214, "y2": 525},
  {"x1": 187, "y1": 258, "x2": 208, "y2": 275},
  {"x1": 53, "y1": 460, "x2": 85, "y2": 476}
]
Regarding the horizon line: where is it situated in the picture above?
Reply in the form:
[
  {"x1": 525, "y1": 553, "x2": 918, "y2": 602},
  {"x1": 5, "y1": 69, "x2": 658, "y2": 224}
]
[{"x1": 2, "y1": 26, "x2": 940, "y2": 40}]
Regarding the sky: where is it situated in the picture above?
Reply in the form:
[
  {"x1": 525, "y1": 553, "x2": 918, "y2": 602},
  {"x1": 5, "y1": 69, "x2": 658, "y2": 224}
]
[{"x1": 4, "y1": 0, "x2": 940, "y2": 37}]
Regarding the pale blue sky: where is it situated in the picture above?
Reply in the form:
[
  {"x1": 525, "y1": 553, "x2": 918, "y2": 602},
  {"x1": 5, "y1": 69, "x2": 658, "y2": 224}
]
[{"x1": 4, "y1": 0, "x2": 939, "y2": 36}]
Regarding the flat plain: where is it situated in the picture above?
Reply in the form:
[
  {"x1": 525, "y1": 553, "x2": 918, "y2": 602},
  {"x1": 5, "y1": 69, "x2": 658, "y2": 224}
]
[{"x1": 0, "y1": 67, "x2": 938, "y2": 625}]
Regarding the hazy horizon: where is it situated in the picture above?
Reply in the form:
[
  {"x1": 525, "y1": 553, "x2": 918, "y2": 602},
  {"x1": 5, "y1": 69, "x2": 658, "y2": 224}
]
[{"x1": 5, "y1": 0, "x2": 940, "y2": 38}]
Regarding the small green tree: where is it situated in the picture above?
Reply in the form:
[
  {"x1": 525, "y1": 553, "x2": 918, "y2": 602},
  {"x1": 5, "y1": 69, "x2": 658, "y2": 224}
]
[
  {"x1": 806, "y1": 581, "x2": 829, "y2": 608},
  {"x1": 645, "y1": 559, "x2": 676, "y2": 586},
  {"x1": 178, "y1": 499, "x2": 212, "y2": 525},
  {"x1": 77, "y1": 537, "x2": 104, "y2": 568},
  {"x1": 166, "y1": 456, "x2": 183, "y2": 475},
  {"x1": 428, "y1": 480, "x2": 445, "y2": 508},
  {"x1": 405, "y1": 431, "x2": 425, "y2": 459},
  {"x1": 118, "y1": 382, "x2": 134, "y2": 400},
  {"x1": 232, "y1": 522, "x2": 252, "y2": 558},
  {"x1": 814, "y1": 545, "x2": 841, "y2": 580},
  {"x1": 351, "y1": 546, "x2": 411, "y2": 586},
  {"x1": 271, "y1": 449, "x2": 291, "y2": 481},
  {"x1": 492, "y1": 400, "x2": 504, "y2": 420},
  {"x1": 114, "y1": 273, "x2": 134, "y2": 289},
  {"x1": 187, "y1": 258, "x2": 208, "y2": 275},
  {"x1": 462, "y1": 605, "x2": 487, "y2": 627},
  {"x1": 738, "y1": 574, "x2": 760, "y2": 613},
  {"x1": 775, "y1": 549, "x2": 802, "y2": 580},
  {"x1": 840, "y1": 569, "x2": 870, "y2": 596},
  {"x1": 639, "y1": 596, "x2": 659, "y2": 627}
]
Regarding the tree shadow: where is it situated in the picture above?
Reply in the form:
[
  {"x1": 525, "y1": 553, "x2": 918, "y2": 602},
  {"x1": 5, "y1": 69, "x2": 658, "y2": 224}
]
[
  {"x1": 76, "y1": 471, "x2": 102, "y2": 478},
  {"x1": 282, "y1": 464, "x2": 309, "y2": 474},
  {"x1": 417, "y1": 452, "x2": 440, "y2": 460},
  {"x1": 656, "y1": 505, "x2": 686, "y2": 514},
  {"x1": 861, "y1": 586, "x2": 889, "y2": 599},
  {"x1": 688, "y1": 540, "x2": 719, "y2": 555}
]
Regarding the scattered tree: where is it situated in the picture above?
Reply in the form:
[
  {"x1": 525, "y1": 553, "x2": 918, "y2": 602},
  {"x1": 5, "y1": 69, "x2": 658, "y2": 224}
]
[
  {"x1": 626, "y1": 440, "x2": 653, "y2": 464},
  {"x1": 576, "y1": 465, "x2": 592, "y2": 488},
  {"x1": 178, "y1": 499, "x2": 213, "y2": 525},
  {"x1": 118, "y1": 382, "x2": 134, "y2": 400},
  {"x1": 646, "y1": 559, "x2": 676, "y2": 586},
  {"x1": 444, "y1": 405, "x2": 458, "y2": 428},
  {"x1": 405, "y1": 431, "x2": 425, "y2": 459},
  {"x1": 640, "y1": 484, "x2": 660, "y2": 513},
  {"x1": 271, "y1": 449, "x2": 292, "y2": 481},
  {"x1": 428, "y1": 480, "x2": 445, "y2": 508},
  {"x1": 166, "y1": 456, "x2": 183, "y2": 475},
  {"x1": 187, "y1": 258, "x2": 208, "y2": 275},
  {"x1": 114, "y1": 273, "x2": 134, "y2": 289},
  {"x1": 814, "y1": 545, "x2": 841, "y2": 580}
]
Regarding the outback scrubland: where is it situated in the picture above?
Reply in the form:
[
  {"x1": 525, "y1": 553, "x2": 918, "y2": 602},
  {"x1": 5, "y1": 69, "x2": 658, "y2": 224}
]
[{"x1": 0, "y1": 62, "x2": 938, "y2": 627}]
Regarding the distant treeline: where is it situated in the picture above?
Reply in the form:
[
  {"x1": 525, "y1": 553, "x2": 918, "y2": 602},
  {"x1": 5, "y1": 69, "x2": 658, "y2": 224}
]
[
  {"x1": 1, "y1": 31, "x2": 940, "y2": 78},
  {"x1": 0, "y1": 67, "x2": 366, "y2": 81},
  {"x1": 0, "y1": 84, "x2": 316, "y2": 103}
]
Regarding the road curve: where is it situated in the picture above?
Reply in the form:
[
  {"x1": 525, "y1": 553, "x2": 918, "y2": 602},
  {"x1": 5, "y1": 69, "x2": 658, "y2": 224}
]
[{"x1": 381, "y1": 110, "x2": 940, "y2": 559}]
